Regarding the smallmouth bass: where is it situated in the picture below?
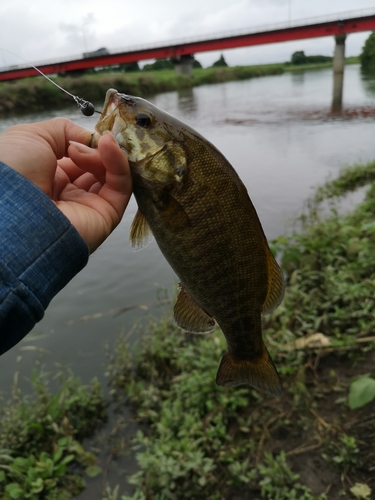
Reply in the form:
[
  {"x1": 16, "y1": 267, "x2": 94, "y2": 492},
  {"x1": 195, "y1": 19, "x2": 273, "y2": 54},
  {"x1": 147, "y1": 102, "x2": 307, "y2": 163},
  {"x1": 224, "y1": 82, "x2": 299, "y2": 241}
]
[{"x1": 92, "y1": 89, "x2": 285, "y2": 397}]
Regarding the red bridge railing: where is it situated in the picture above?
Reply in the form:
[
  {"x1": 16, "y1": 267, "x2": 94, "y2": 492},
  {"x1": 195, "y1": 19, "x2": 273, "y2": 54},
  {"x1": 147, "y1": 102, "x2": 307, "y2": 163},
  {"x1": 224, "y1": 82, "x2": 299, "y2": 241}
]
[{"x1": 1, "y1": 8, "x2": 375, "y2": 82}]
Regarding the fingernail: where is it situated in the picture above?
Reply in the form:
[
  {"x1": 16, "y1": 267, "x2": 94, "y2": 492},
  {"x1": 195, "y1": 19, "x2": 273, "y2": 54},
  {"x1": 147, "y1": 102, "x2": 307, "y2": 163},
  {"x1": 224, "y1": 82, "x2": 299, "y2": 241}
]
[
  {"x1": 102, "y1": 130, "x2": 117, "y2": 142},
  {"x1": 69, "y1": 140, "x2": 92, "y2": 152}
]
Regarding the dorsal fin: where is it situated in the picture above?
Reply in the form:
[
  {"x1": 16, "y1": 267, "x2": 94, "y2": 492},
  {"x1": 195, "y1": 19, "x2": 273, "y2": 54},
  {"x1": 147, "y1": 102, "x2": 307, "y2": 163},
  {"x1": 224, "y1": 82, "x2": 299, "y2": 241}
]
[
  {"x1": 129, "y1": 209, "x2": 153, "y2": 250},
  {"x1": 261, "y1": 248, "x2": 285, "y2": 315}
]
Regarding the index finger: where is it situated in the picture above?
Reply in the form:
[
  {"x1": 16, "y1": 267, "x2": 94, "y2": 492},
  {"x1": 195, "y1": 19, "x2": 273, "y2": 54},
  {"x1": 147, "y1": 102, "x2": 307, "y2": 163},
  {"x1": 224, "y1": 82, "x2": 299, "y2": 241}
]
[
  {"x1": 47, "y1": 118, "x2": 93, "y2": 159},
  {"x1": 97, "y1": 132, "x2": 132, "y2": 219}
]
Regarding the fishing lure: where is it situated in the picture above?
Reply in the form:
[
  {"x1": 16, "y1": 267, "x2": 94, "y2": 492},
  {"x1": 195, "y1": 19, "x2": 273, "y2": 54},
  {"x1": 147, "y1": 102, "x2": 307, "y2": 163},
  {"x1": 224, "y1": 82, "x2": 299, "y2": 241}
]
[{"x1": 0, "y1": 49, "x2": 100, "y2": 116}]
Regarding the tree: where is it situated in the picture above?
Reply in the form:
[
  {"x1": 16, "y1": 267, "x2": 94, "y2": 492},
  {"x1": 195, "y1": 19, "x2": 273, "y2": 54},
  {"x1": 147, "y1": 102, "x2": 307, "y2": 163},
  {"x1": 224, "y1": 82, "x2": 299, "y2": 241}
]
[
  {"x1": 143, "y1": 58, "x2": 174, "y2": 71},
  {"x1": 119, "y1": 61, "x2": 140, "y2": 72},
  {"x1": 212, "y1": 54, "x2": 228, "y2": 68},
  {"x1": 360, "y1": 31, "x2": 375, "y2": 72},
  {"x1": 291, "y1": 51, "x2": 307, "y2": 65},
  {"x1": 291, "y1": 51, "x2": 332, "y2": 65},
  {"x1": 143, "y1": 56, "x2": 202, "y2": 71}
]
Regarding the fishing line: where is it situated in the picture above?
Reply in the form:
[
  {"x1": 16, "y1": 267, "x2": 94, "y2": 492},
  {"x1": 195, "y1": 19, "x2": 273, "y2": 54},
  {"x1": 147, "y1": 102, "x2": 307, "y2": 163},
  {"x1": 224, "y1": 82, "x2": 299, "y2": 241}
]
[{"x1": 0, "y1": 48, "x2": 101, "y2": 116}]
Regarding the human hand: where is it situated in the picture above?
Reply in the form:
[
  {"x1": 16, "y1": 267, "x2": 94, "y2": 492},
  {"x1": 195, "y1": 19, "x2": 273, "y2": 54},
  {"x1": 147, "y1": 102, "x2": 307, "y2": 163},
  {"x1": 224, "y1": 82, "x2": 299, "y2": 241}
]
[{"x1": 0, "y1": 117, "x2": 132, "y2": 253}]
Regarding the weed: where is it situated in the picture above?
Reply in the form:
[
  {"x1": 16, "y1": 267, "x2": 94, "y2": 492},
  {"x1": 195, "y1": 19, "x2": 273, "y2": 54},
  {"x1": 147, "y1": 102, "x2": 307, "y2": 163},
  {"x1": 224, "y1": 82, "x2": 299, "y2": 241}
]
[
  {"x1": 104, "y1": 159, "x2": 375, "y2": 499},
  {"x1": 0, "y1": 366, "x2": 107, "y2": 499},
  {"x1": 322, "y1": 434, "x2": 360, "y2": 472},
  {"x1": 258, "y1": 452, "x2": 326, "y2": 500},
  {"x1": 105, "y1": 320, "x2": 325, "y2": 499}
]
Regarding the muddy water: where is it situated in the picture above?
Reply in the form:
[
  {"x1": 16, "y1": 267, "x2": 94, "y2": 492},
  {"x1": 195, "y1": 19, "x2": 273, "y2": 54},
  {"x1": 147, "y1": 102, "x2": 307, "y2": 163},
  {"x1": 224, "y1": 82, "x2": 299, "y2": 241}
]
[{"x1": 1, "y1": 63, "x2": 375, "y2": 494}]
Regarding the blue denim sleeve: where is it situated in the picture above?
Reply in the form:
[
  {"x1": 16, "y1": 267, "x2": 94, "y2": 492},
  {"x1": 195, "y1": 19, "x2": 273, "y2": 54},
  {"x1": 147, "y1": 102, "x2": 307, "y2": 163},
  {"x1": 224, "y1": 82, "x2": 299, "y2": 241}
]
[{"x1": 0, "y1": 162, "x2": 89, "y2": 355}]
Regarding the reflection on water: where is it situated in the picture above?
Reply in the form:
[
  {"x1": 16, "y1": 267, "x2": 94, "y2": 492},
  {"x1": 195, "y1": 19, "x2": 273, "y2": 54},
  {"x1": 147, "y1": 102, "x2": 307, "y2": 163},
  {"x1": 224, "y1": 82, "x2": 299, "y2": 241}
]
[
  {"x1": 360, "y1": 70, "x2": 375, "y2": 99},
  {"x1": 291, "y1": 71, "x2": 305, "y2": 86},
  {"x1": 224, "y1": 104, "x2": 375, "y2": 123},
  {"x1": 177, "y1": 87, "x2": 197, "y2": 116},
  {"x1": 332, "y1": 71, "x2": 344, "y2": 113}
]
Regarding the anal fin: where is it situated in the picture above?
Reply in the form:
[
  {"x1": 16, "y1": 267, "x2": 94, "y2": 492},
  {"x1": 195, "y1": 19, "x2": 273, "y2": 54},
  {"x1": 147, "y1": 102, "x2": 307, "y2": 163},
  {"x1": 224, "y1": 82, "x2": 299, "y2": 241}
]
[
  {"x1": 174, "y1": 285, "x2": 216, "y2": 334},
  {"x1": 130, "y1": 209, "x2": 153, "y2": 250},
  {"x1": 215, "y1": 345, "x2": 283, "y2": 397}
]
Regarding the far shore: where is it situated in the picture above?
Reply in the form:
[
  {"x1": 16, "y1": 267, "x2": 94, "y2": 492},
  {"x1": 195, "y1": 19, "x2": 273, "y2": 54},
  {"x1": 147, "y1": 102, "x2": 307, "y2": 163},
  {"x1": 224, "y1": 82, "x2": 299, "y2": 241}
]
[{"x1": 0, "y1": 57, "x2": 360, "y2": 115}]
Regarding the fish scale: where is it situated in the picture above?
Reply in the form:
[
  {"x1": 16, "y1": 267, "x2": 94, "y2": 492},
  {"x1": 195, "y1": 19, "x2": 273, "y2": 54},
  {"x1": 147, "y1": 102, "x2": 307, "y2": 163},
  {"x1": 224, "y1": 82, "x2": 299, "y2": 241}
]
[{"x1": 92, "y1": 88, "x2": 285, "y2": 397}]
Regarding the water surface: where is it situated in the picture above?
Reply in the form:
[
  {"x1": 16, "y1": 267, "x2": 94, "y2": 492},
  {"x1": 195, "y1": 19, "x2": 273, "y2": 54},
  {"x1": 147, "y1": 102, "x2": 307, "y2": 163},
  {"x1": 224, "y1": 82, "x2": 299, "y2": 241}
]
[{"x1": 1, "y1": 64, "x2": 375, "y2": 393}]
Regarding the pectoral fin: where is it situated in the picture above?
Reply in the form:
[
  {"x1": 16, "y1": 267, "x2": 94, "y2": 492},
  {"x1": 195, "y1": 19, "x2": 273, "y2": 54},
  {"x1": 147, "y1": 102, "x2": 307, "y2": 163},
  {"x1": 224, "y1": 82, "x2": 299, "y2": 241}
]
[
  {"x1": 216, "y1": 345, "x2": 283, "y2": 397},
  {"x1": 174, "y1": 285, "x2": 216, "y2": 334},
  {"x1": 130, "y1": 209, "x2": 153, "y2": 250},
  {"x1": 261, "y1": 248, "x2": 285, "y2": 315},
  {"x1": 153, "y1": 189, "x2": 191, "y2": 229}
]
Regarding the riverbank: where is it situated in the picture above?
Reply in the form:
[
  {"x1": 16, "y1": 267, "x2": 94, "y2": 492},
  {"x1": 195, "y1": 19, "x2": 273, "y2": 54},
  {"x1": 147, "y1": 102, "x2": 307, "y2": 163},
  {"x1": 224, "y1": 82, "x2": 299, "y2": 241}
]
[
  {"x1": 106, "y1": 160, "x2": 375, "y2": 500},
  {"x1": 0, "y1": 57, "x2": 359, "y2": 115},
  {"x1": 1, "y1": 158, "x2": 374, "y2": 500}
]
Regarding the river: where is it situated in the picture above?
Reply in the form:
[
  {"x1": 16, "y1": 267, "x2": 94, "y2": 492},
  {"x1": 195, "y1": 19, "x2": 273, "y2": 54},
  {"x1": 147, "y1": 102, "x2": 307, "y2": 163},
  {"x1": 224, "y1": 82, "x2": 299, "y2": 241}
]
[{"x1": 1, "y1": 63, "x2": 375, "y2": 493}]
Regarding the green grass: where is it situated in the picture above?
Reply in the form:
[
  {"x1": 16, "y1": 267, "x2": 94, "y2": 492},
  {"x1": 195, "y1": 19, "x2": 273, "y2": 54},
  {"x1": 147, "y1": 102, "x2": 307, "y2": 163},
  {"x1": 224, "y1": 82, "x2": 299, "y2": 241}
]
[
  {"x1": 0, "y1": 366, "x2": 107, "y2": 499},
  {"x1": 103, "y1": 159, "x2": 375, "y2": 500}
]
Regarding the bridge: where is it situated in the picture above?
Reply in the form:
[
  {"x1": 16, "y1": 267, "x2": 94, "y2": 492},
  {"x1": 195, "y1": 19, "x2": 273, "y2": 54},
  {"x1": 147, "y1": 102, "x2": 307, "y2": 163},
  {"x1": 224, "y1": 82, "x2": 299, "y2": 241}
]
[{"x1": 1, "y1": 8, "x2": 375, "y2": 82}]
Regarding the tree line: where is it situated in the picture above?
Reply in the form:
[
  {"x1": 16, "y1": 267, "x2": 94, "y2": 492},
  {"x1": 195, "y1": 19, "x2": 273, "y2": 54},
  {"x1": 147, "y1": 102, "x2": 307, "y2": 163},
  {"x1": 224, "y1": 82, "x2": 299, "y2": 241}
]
[{"x1": 117, "y1": 53, "x2": 228, "y2": 72}]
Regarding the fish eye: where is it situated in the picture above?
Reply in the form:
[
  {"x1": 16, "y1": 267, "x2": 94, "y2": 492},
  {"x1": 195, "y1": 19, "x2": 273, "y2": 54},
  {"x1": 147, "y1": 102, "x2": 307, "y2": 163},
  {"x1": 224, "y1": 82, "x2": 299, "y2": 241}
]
[{"x1": 136, "y1": 113, "x2": 152, "y2": 128}]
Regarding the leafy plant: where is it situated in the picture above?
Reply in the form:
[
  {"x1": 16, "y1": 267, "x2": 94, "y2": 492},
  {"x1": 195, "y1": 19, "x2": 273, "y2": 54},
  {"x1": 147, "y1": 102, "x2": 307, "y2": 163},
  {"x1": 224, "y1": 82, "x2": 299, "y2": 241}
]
[
  {"x1": 322, "y1": 434, "x2": 360, "y2": 471},
  {"x1": 104, "y1": 158, "x2": 375, "y2": 499},
  {"x1": 0, "y1": 367, "x2": 107, "y2": 455},
  {"x1": 106, "y1": 319, "x2": 328, "y2": 499},
  {"x1": 258, "y1": 452, "x2": 326, "y2": 500},
  {"x1": 348, "y1": 374, "x2": 375, "y2": 410},
  {"x1": 4, "y1": 439, "x2": 75, "y2": 499},
  {"x1": 0, "y1": 368, "x2": 106, "y2": 499}
]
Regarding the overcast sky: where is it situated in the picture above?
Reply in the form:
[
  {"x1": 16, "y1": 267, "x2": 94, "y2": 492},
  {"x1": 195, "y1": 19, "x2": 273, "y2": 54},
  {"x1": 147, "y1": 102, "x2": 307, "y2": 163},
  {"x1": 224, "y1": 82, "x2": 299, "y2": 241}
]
[{"x1": 1, "y1": 0, "x2": 375, "y2": 69}]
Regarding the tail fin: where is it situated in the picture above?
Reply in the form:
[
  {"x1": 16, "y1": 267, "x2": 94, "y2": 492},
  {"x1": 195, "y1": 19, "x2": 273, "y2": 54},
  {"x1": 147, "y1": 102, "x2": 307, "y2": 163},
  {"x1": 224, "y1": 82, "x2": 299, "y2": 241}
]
[{"x1": 215, "y1": 347, "x2": 283, "y2": 397}]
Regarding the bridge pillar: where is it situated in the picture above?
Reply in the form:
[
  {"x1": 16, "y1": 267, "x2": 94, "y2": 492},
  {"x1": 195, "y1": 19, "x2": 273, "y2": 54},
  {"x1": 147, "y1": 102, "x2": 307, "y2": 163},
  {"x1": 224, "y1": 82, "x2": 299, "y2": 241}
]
[
  {"x1": 173, "y1": 54, "x2": 194, "y2": 77},
  {"x1": 332, "y1": 34, "x2": 346, "y2": 112}
]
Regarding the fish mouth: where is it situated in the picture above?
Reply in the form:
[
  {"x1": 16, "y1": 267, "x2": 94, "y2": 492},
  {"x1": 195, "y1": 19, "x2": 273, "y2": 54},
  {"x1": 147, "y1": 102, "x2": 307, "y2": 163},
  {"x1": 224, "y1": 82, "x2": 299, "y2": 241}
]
[
  {"x1": 91, "y1": 89, "x2": 135, "y2": 148},
  {"x1": 104, "y1": 88, "x2": 136, "y2": 110},
  {"x1": 91, "y1": 89, "x2": 165, "y2": 164}
]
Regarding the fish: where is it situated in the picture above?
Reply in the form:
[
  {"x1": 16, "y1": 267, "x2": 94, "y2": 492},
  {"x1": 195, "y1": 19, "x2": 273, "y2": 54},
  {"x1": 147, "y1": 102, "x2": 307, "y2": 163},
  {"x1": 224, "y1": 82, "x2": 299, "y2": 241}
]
[{"x1": 92, "y1": 88, "x2": 285, "y2": 397}]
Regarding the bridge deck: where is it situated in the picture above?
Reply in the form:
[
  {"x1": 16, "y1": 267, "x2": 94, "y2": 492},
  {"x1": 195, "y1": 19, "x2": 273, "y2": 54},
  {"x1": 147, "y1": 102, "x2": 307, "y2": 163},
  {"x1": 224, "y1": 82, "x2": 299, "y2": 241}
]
[{"x1": 1, "y1": 9, "x2": 375, "y2": 81}]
